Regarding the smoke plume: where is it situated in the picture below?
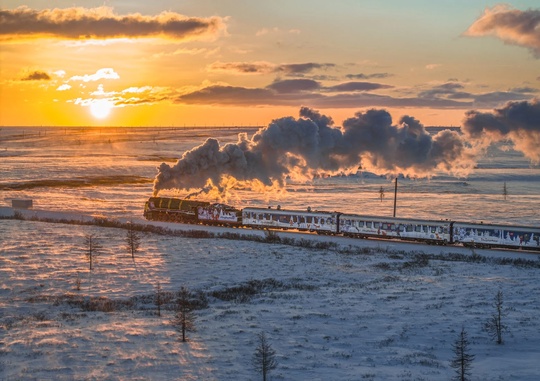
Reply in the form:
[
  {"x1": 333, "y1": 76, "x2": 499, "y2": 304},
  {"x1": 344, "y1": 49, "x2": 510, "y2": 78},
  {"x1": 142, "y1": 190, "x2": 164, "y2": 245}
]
[
  {"x1": 463, "y1": 99, "x2": 540, "y2": 163},
  {"x1": 153, "y1": 107, "x2": 474, "y2": 196}
]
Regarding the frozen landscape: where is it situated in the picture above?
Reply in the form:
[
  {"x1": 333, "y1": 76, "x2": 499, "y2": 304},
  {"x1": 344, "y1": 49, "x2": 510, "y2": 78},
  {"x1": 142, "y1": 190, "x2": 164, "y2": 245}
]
[
  {"x1": 1, "y1": 207, "x2": 539, "y2": 380},
  {"x1": 1, "y1": 126, "x2": 539, "y2": 380}
]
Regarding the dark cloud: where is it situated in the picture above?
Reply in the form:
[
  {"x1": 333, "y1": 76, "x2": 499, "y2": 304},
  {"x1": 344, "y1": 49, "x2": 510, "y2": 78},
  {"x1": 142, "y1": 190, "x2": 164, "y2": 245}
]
[
  {"x1": 472, "y1": 91, "x2": 537, "y2": 106},
  {"x1": 153, "y1": 107, "x2": 474, "y2": 195},
  {"x1": 0, "y1": 6, "x2": 225, "y2": 40},
  {"x1": 206, "y1": 61, "x2": 335, "y2": 76},
  {"x1": 463, "y1": 99, "x2": 540, "y2": 162},
  {"x1": 419, "y1": 82, "x2": 472, "y2": 100},
  {"x1": 176, "y1": 85, "x2": 285, "y2": 105},
  {"x1": 207, "y1": 61, "x2": 274, "y2": 74},
  {"x1": 175, "y1": 83, "x2": 473, "y2": 109},
  {"x1": 510, "y1": 86, "x2": 537, "y2": 94},
  {"x1": 417, "y1": 82, "x2": 538, "y2": 106},
  {"x1": 275, "y1": 63, "x2": 335, "y2": 75},
  {"x1": 465, "y1": 5, "x2": 540, "y2": 57},
  {"x1": 21, "y1": 70, "x2": 50, "y2": 81},
  {"x1": 346, "y1": 73, "x2": 393, "y2": 80},
  {"x1": 267, "y1": 79, "x2": 321, "y2": 93},
  {"x1": 326, "y1": 81, "x2": 393, "y2": 92}
]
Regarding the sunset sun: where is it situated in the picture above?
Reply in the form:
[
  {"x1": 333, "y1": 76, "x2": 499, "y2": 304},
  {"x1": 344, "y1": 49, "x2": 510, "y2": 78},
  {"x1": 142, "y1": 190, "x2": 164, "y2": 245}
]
[{"x1": 89, "y1": 99, "x2": 113, "y2": 119}]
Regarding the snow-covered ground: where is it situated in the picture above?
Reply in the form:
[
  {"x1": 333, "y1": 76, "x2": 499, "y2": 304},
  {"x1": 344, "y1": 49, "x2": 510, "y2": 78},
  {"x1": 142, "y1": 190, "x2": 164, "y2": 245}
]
[{"x1": 1, "y1": 208, "x2": 539, "y2": 380}]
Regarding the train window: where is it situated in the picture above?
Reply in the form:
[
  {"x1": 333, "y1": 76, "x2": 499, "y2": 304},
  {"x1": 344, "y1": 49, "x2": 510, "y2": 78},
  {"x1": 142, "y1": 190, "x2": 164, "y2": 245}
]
[
  {"x1": 415, "y1": 225, "x2": 422, "y2": 232},
  {"x1": 390, "y1": 224, "x2": 396, "y2": 230},
  {"x1": 406, "y1": 225, "x2": 413, "y2": 232}
]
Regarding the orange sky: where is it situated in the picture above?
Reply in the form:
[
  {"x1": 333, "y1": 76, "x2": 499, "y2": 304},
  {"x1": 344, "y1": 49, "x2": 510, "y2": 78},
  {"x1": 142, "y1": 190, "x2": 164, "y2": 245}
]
[{"x1": 1, "y1": 1, "x2": 539, "y2": 127}]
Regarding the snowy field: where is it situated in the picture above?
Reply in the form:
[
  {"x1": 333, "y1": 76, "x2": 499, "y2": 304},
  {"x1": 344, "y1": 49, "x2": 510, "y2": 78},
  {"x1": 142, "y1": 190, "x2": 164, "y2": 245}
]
[{"x1": 1, "y1": 209, "x2": 539, "y2": 380}]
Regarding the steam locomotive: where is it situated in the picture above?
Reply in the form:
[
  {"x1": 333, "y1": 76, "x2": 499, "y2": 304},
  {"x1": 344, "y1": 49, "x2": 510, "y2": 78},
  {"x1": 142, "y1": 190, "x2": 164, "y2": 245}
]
[{"x1": 143, "y1": 196, "x2": 540, "y2": 252}]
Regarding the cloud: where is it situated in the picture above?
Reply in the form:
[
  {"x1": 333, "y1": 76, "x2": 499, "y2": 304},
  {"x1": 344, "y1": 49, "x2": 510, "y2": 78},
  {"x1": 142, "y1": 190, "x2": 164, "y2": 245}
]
[
  {"x1": 69, "y1": 68, "x2": 119, "y2": 82},
  {"x1": 325, "y1": 82, "x2": 393, "y2": 92},
  {"x1": 462, "y1": 99, "x2": 540, "y2": 162},
  {"x1": 53, "y1": 70, "x2": 66, "y2": 78},
  {"x1": 419, "y1": 82, "x2": 471, "y2": 100},
  {"x1": 509, "y1": 86, "x2": 537, "y2": 94},
  {"x1": 206, "y1": 61, "x2": 335, "y2": 76},
  {"x1": 21, "y1": 70, "x2": 50, "y2": 81},
  {"x1": 267, "y1": 79, "x2": 321, "y2": 93},
  {"x1": 0, "y1": 6, "x2": 226, "y2": 41},
  {"x1": 56, "y1": 84, "x2": 71, "y2": 91},
  {"x1": 472, "y1": 91, "x2": 537, "y2": 107},
  {"x1": 207, "y1": 61, "x2": 275, "y2": 74},
  {"x1": 68, "y1": 85, "x2": 173, "y2": 108},
  {"x1": 425, "y1": 64, "x2": 442, "y2": 70},
  {"x1": 176, "y1": 85, "x2": 282, "y2": 105},
  {"x1": 417, "y1": 82, "x2": 538, "y2": 106},
  {"x1": 346, "y1": 73, "x2": 393, "y2": 80},
  {"x1": 152, "y1": 107, "x2": 475, "y2": 195},
  {"x1": 175, "y1": 83, "x2": 473, "y2": 109},
  {"x1": 275, "y1": 63, "x2": 335, "y2": 75},
  {"x1": 465, "y1": 5, "x2": 540, "y2": 57}
]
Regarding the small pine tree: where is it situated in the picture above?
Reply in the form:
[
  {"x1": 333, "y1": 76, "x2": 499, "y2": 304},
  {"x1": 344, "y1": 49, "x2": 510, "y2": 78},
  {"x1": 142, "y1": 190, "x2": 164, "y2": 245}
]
[
  {"x1": 379, "y1": 186, "x2": 385, "y2": 202},
  {"x1": 75, "y1": 272, "x2": 81, "y2": 291},
  {"x1": 83, "y1": 233, "x2": 102, "y2": 271},
  {"x1": 450, "y1": 327, "x2": 475, "y2": 381},
  {"x1": 502, "y1": 182, "x2": 508, "y2": 201},
  {"x1": 253, "y1": 331, "x2": 278, "y2": 381},
  {"x1": 171, "y1": 286, "x2": 196, "y2": 342},
  {"x1": 125, "y1": 221, "x2": 142, "y2": 260},
  {"x1": 155, "y1": 281, "x2": 164, "y2": 317},
  {"x1": 484, "y1": 289, "x2": 506, "y2": 344}
]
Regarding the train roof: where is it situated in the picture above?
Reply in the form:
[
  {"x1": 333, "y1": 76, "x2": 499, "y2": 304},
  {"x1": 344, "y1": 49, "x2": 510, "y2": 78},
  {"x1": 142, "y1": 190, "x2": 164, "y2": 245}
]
[
  {"x1": 453, "y1": 221, "x2": 540, "y2": 231},
  {"x1": 339, "y1": 213, "x2": 452, "y2": 225},
  {"x1": 242, "y1": 206, "x2": 338, "y2": 216}
]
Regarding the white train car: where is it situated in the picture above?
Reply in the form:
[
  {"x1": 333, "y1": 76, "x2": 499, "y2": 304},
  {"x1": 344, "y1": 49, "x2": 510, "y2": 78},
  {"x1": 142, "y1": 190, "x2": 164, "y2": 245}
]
[
  {"x1": 453, "y1": 222, "x2": 540, "y2": 251},
  {"x1": 242, "y1": 207, "x2": 339, "y2": 234},
  {"x1": 339, "y1": 214, "x2": 452, "y2": 245},
  {"x1": 196, "y1": 203, "x2": 242, "y2": 225}
]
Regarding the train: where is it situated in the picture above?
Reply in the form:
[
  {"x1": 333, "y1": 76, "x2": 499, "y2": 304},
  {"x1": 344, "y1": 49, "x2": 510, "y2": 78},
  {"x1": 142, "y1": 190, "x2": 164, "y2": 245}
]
[{"x1": 143, "y1": 196, "x2": 540, "y2": 252}]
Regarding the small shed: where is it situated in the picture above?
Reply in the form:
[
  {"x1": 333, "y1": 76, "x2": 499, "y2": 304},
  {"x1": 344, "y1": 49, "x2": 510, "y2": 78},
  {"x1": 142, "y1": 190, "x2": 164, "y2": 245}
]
[{"x1": 12, "y1": 199, "x2": 33, "y2": 209}]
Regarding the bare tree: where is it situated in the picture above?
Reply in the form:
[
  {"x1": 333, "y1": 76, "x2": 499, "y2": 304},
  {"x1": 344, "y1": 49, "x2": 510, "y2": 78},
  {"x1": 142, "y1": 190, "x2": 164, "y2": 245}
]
[
  {"x1": 484, "y1": 289, "x2": 506, "y2": 344},
  {"x1": 502, "y1": 182, "x2": 508, "y2": 200},
  {"x1": 125, "y1": 221, "x2": 142, "y2": 260},
  {"x1": 450, "y1": 327, "x2": 475, "y2": 381},
  {"x1": 252, "y1": 331, "x2": 278, "y2": 381},
  {"x1": 171, "y1": 286, "x2": 196, "y2": 342},
  {"x1": 83, "y1": 233, "x2": 102, "y2": 271},
  {"x1": 378, "y1": 186, "x2": 385, "y2": 202},
  {"x1": 155, "y1": 281, "x2": 164, "y2": 317}
]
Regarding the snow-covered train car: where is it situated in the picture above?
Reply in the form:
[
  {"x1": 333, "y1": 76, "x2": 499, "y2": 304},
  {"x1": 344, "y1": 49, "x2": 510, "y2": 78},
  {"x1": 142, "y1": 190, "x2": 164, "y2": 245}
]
[
  {"x1": 339, "y1": 214, "x2": 452, "y2": 244},
  {"x1": 196, "y1": 203, "x2": 242, "y2": 226},
  {"x1": 242, "y1": 207, "x2": 339, "y2": 234},
  {"x1": 453, "y1": 222, "x2": 540, "y2": 251}
]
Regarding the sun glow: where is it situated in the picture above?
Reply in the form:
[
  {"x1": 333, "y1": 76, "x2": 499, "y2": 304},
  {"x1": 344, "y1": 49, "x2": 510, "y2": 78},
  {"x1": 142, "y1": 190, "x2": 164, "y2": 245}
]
[{"x1": 90, "y1": 99, "x2": 113, "y2": 119}]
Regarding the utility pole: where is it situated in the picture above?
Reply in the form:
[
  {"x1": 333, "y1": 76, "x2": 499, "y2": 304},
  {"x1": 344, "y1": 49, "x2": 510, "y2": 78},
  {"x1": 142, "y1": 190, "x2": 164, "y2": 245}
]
[{"x1": 393, "y1": 177, "x2": 398, "y2": 217}]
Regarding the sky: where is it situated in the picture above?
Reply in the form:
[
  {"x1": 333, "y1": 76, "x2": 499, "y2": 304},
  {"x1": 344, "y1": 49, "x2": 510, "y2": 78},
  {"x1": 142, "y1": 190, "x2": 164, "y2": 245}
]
[{"x1": 0, "y1": 1, "x2": 539, "y2": 127}]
